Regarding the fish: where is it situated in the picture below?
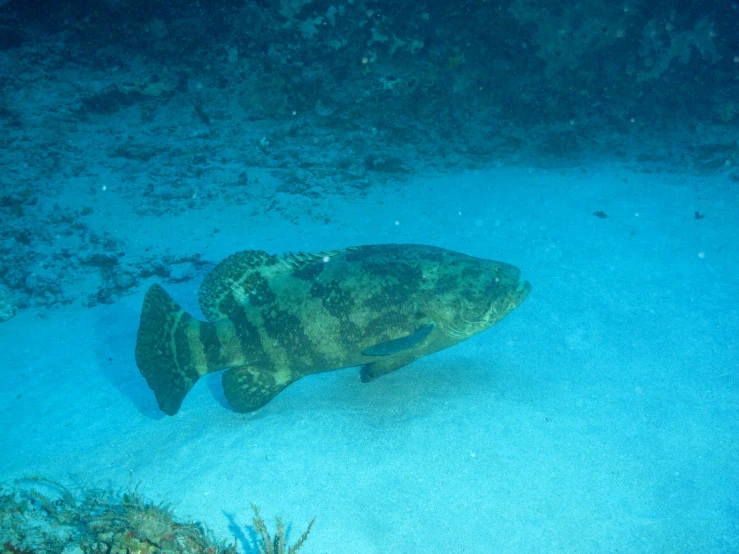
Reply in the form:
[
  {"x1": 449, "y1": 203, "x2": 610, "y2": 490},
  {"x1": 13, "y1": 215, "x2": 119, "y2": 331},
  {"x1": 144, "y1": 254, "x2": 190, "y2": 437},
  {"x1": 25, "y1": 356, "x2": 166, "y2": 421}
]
[{"x1": 135, "y1": 244, "x2": 531, "y2": 415}]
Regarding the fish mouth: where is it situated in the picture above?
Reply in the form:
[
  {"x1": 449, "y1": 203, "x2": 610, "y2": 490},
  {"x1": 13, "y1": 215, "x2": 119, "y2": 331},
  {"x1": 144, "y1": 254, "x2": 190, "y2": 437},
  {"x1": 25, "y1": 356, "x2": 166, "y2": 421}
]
[
  {"x1": 516, "y1": 280, "x2": 532, "y2": 304},
  {"x1": 493, "y1": 262, "x2": 530, "y2": 306},
  {"x1": 498, "y1": 279, "x2": 531, "y2": 318},
  {"x1": 487, "y1": 274, "x2": 530, "y2": 323}
]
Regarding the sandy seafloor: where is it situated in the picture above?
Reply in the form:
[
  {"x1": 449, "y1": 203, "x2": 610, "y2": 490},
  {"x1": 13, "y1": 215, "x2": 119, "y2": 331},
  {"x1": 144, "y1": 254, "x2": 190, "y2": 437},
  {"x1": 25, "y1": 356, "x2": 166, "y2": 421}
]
[{"x1": 1, "y1": 162, "x2": 738, "y2": 553}]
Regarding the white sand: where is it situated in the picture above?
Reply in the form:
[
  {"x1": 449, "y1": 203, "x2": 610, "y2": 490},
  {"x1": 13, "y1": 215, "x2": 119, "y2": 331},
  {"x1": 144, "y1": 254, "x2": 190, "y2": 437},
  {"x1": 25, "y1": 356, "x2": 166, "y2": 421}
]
[{"x1": 1, "y1": 164, "x2": 737, "y2": 553}]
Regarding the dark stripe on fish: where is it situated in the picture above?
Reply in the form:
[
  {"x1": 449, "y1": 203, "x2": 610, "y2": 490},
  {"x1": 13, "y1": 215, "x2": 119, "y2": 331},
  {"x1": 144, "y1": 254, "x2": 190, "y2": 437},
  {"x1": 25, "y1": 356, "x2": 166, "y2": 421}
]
[{"x1": 199, "y1": 319, "x2": 225, "y2": 370}]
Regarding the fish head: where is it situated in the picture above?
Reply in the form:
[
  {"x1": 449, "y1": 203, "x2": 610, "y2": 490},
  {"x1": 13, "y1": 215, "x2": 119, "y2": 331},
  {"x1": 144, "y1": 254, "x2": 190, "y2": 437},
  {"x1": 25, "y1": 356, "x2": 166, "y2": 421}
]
[{"x1": 424, "y1": 259, "x2": 531, "y2": 340}]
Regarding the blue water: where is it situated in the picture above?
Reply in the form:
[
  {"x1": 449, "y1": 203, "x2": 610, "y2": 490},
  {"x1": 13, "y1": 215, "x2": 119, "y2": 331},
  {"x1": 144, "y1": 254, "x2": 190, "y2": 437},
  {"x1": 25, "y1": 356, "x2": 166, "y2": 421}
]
[{"x1": 1, "y1": 1, "x2": 737, "y2": 552}]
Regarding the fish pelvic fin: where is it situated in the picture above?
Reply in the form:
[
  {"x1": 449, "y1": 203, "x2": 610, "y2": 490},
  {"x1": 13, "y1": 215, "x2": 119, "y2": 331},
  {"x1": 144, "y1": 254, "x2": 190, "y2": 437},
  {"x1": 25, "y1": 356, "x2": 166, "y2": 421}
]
[
  {"x1": 360, "y1": 354, "x2": 418, "y2": 382},
  {"x1": 135, "y1": 283, "x2": 223, "y2": 415}
]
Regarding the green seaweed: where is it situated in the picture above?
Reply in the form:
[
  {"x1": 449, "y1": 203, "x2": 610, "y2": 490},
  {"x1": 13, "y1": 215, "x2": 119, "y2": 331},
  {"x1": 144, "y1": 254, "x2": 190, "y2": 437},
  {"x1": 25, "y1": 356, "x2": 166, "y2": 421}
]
[{"x1": 250, "y1": 504, "x2": 315, "y2": 554}]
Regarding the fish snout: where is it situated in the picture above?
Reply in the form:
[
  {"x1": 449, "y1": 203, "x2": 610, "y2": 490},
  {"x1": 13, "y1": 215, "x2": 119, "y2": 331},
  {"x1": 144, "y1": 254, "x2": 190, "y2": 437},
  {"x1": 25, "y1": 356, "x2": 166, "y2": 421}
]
[
  {"x1": 516, "y1": 280, "x2": 532, "y2": 304},
  {"x1": 494, "y1": 262, "x2": 522, "y2": 286}
]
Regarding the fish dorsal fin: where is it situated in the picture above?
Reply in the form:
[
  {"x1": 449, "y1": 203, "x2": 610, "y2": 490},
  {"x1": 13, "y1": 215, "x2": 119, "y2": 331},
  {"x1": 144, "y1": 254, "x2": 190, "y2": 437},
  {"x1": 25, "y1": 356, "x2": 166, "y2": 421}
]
[
  {"x1": 282, "y1": 250, "x2": 330, "y2": 267},
  {"x1": 199, "y1": 246, "x2": 364, "y2": 321},
  {"x1": 281, "y1": 246, "x2": 361, "y2": 269},
  {"x1": 199, "y1": 250, "x2": 292, "y2": 321}
]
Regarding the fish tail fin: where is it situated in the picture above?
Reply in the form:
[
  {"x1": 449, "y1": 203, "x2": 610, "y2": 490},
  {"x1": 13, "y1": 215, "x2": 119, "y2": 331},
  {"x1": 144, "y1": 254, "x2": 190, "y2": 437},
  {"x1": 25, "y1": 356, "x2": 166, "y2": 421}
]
[{"x1": 135, "y1": 283, "x2": 219, "y2": 415}]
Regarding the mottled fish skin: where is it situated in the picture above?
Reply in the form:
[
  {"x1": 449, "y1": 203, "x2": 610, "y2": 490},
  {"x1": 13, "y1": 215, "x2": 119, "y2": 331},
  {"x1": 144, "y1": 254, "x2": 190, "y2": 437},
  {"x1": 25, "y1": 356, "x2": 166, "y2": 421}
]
[{"x1": 135, "y1": 244, "x2": 531, "y2": 415}]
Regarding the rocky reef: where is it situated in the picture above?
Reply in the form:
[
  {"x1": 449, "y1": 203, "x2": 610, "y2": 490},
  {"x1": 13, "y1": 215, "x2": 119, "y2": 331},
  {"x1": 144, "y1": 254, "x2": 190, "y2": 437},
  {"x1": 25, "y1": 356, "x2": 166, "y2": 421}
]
[{"x1": 0, "y1": 478, "x2": 313, "y2": 554}]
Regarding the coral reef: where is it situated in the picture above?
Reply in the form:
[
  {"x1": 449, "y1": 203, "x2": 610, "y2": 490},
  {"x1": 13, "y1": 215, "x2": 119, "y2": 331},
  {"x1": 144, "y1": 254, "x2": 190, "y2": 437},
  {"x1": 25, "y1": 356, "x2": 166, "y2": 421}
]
[
  {"x1": 0, "y1": 285, "x2": 16, "y2": 322},
  {"x1": 0, "y1": 478, "x2": 240, "y2": 554},
  {"x1": 0, "y1": 0, "x2": 736, "y2": 313}
]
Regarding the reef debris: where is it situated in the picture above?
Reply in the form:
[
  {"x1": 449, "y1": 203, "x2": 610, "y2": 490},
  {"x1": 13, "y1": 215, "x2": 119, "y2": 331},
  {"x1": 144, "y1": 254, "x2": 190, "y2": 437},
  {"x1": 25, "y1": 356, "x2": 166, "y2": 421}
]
[{"x1": 0, "y1": 477, "x2": 238, "y2": 554}]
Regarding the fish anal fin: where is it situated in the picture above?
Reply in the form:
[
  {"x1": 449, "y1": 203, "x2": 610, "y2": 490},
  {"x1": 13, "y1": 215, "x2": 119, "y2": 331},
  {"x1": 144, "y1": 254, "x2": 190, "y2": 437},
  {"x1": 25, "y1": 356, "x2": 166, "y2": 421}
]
[
  {"x1": 222, "y1": 366, "x2": 298, "y2": 413},
  {"x1": 360, "y1": 355, "x2": 418, "y2": 383}
]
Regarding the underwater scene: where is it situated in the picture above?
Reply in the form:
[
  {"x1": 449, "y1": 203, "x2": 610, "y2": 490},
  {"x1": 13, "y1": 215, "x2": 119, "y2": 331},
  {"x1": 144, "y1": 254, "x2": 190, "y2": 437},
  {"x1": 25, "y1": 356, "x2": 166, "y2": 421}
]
[{"x1": 0, "y1": 0, "x2": 737, "y2": 552}]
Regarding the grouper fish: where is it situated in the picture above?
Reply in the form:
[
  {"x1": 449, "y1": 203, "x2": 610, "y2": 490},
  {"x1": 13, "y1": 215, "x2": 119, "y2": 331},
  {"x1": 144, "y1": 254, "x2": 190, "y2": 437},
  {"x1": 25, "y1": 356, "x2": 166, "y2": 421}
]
[{"x1": 135, "y1": 244, "x2": 531, "y2": 415}]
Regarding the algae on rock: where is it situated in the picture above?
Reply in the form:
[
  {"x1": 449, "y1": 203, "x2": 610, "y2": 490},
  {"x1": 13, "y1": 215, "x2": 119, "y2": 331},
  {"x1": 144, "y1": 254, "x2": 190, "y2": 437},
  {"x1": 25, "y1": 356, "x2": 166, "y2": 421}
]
[{"x1": 0, "y1": 477, "x2": 237, "y2": 554}]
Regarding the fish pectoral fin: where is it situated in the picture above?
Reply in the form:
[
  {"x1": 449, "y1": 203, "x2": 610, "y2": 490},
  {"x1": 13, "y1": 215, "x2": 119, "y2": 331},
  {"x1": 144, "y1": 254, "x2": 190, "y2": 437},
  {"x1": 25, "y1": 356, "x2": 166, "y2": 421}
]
[
  {"x1": 360, "y1": 323, "x2": 434, "y2": 357},
  {"x1": 360, "y1": 355, "x2": 418, "y2": 383},
  {"x1": 222, "y1": 366, "x2": 298, "y2": 413}
]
